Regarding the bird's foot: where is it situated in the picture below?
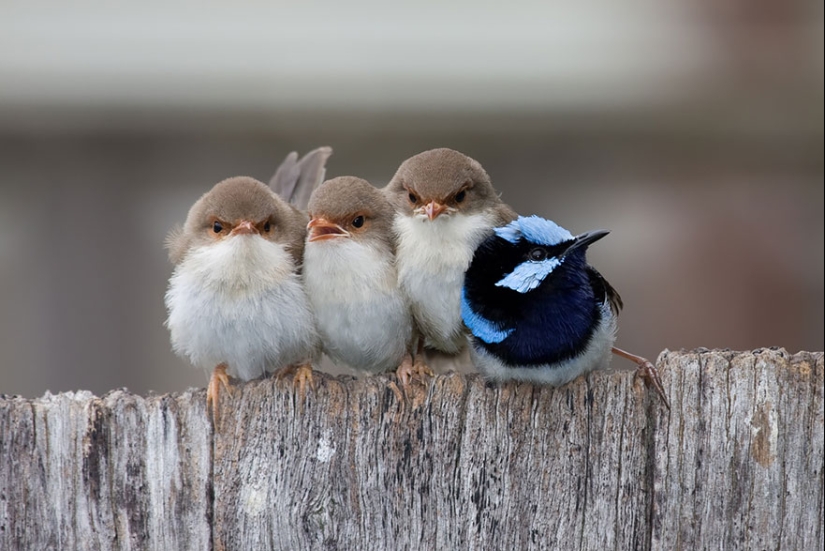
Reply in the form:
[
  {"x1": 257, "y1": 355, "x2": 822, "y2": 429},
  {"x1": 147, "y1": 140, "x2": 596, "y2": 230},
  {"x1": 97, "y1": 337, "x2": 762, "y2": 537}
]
[
  {"x1": 612, "y1": 347, "x2": 671, "y2": 411},
  {"x1": 396, "y1": 354, "x2": 434, "y2": 386},
  {"x1": 207, "y1": 363, "x2": 233, "y2": 427},
  {"x1": 276, "y1": 363, "x2": 316, "y2": 398},
  {"x1": 294, "y1": 364, "x2": 315, "y2": 397}
]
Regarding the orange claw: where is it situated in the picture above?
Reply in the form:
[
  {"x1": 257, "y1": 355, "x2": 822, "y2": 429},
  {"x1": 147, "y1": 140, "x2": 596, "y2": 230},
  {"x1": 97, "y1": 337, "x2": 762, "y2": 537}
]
[
  {"x1": 276, "y1": 363, "x2": 316, "y2": 398},
  {"x1": 396, "y1": 353, "x2": 434, "y2": 386},
  {"x1": 207, "y1": 363, "x2": 233, "y2": 427},
  {"x1": 294, "y1": 364, "x2": 316, "y2": 397}
]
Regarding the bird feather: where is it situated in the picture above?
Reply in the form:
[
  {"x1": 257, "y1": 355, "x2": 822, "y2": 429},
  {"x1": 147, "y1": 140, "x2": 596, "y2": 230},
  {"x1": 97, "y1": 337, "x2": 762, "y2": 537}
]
[{"x1": 268, "y1": 146, "x2": 333, "y2": 210}]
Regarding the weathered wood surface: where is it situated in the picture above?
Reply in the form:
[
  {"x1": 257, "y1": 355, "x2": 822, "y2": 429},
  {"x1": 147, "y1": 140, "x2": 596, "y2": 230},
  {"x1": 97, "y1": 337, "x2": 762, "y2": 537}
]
[{"x1": 1, "y1": 349, "x2": 822, "y2": 551}]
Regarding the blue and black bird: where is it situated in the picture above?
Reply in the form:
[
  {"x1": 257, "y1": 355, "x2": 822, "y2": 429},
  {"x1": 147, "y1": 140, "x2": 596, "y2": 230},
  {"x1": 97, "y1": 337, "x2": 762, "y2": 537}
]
[{"x1": 461, "y1": 215, "x2": 669, "y2": 408}]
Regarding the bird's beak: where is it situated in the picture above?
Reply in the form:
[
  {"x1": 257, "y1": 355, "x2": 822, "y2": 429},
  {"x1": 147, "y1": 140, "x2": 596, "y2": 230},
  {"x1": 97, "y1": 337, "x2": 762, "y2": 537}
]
[
  {"x1": 423, "y1": 201, "x2": 446, "y2": 221},
  {"x1": 563, "y1": 230, "x2": 610, "y2": 256},
  {"x1": 231, "y1": 220, "x2": 258, "y2": 236},
  {"x1": 307, "y1": 217, "x2": 350, "y2": 242}
]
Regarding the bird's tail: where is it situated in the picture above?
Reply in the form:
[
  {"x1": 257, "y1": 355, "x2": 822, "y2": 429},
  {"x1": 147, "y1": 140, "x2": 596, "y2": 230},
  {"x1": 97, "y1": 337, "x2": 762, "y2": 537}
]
[{"x1": 268, "y1": 146, "x2": 333, "y2": 210}]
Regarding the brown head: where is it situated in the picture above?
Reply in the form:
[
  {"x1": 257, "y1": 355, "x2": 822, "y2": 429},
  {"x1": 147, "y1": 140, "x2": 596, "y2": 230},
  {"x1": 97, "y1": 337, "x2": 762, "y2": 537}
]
[
  {"x1": 306, "y1": 176, "x2": 396, "y2": 252},
  {"x1": 386, "y1": 148, "x2": 508, "y2": 221},
  {"x1": 166, "y1": 176, "x2": 308, "y2": 266}
]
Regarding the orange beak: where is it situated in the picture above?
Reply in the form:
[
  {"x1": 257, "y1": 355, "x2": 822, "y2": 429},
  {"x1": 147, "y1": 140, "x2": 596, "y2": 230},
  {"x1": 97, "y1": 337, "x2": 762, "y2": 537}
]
[
  {"x1": 424, "y1": 201, "x2": 446, "y2": 221},
  {"x1": 230, "y1": 220, "x2": 258, "y2": 235},
  {"x1": 307, "y1": 217, "x2": 349, "y2": 242}
]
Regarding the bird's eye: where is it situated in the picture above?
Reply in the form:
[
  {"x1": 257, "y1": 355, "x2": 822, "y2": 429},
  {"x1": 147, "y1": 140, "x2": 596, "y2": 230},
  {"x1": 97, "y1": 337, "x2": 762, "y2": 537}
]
[
  {"x1": 455, "y1": 190, "x2": 466, "y2": 203},
  {"x1": 408, "y1": 192, "x2": 417, "y2": 203},
  {"x1": 352, "y1": 215, "x2": 365, "y2": 228},
  {"x1": 263, "y1": 221, "x2": 271, "y2": 232},
  {"x1": 213, "y1": 221, "x2": 223, "y2": 233},
  {"x1": 528, "y1": 247, "x2": 547, "y2": 261}
]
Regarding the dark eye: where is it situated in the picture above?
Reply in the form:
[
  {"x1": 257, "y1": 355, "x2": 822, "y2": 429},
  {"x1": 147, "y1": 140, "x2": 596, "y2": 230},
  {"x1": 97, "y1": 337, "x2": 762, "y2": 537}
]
[
  {"x1": 263, "y1": 221, "x2": 271, "y2": 232},
  {"x1": 408, "y1": 192, "x2": 417, "y2": 203},
  {"x1": 455, "y1": 190, "x2": 466, "y2": 203},
  {"x1": 213, "y1": 221, "x2": 223, "y2": 233},
  {"x1": 352, "y1": 215, "x2": 365, "y2": 228},
  {"x1": 528, "y1": 247, "x2": 547, "y2": 261}
]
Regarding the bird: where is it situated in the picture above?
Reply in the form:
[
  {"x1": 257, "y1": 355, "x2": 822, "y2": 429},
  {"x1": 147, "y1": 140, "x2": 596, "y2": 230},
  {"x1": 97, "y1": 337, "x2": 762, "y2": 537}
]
[
  {"x1": 385, "y1": 148, "x2": 517, "y2": 377},
  {"x1": 164, "y1": 147, "x2": 331, "y2": 423},
  {"x1": 461, "y1": 214, "x2": 670, "y2": 408},
  {"x1": 302, "y1": 176, "x2": 416, "y2": 382}
]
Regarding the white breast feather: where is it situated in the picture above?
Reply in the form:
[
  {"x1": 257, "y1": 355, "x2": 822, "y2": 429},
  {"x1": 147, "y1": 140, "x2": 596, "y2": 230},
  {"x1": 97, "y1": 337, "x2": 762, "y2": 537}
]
[
  {"x1": 165, "y1": 235, "x2": 318, "y2": 380},
  {"x1": 303, "y1": 239, "x2": 412, "y2": 373},
  {"x1": 393, "y1": 212, "x2": 496, "y2": 353}
]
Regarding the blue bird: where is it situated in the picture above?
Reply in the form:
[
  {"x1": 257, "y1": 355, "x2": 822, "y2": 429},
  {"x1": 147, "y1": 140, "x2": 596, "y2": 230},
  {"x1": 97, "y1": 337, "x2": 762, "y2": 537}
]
[{"x1": 461, "y1": 215, "x2": 669, "y2": 408}]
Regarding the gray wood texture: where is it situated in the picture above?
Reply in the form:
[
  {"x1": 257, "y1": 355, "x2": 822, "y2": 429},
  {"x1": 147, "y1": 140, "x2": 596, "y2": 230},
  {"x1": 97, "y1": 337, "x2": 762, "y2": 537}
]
[{"x1": 1, "y1": 349, "x2": 822, "y2": 551}]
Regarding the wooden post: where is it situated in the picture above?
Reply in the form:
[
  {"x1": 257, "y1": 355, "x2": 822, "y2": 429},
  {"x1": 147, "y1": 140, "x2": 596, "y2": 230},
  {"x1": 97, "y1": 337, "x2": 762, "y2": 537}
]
[{"x1": 1, "y1": 349, "x2": 822, "y2": 550}]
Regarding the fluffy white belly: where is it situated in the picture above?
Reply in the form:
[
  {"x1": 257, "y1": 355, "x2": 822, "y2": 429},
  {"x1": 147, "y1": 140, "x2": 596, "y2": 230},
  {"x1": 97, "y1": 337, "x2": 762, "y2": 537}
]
[
  {"x1": 471, "y1": 302, "x2": 618, "y2": 386},
  {"x1": 165, "y1": 237, "x2": 318, "y2": 380},
  {"x1": 394, "y1": 212, "x2": 495, "y2": 353},
  {"x1": 313, "y1": 294, "x2": 411, "y2": 373},
  {"x1": 304, "y1": 240, "x2": 412, "y2": 373}
]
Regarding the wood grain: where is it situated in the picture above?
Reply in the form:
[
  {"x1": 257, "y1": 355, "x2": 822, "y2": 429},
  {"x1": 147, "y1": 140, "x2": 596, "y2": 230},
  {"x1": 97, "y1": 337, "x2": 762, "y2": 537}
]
[{"x1": 1, "y1": 349, "x2": 822, "y2": 550}]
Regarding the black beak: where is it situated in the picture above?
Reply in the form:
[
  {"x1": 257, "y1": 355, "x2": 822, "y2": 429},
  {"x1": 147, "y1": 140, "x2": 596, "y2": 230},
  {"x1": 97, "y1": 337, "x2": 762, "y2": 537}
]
[{"x1": 562, "y1": 229, "x2": 610, "y2": 257}]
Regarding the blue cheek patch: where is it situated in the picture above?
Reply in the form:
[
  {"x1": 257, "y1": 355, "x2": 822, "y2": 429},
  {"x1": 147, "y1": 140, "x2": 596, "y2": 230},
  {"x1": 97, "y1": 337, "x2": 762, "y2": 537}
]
[
  {"x1": 461, "y1": 288, "x2": 514, "y2": 344},
  {"x1": 495, "y1": 257, "x2": 562, "y2": 293}
]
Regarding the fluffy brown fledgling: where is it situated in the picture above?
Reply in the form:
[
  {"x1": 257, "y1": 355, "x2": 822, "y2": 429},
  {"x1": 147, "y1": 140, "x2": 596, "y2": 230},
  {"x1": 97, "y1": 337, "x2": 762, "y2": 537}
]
[
  {"x1": 303, "y1": 176, "x2": 417, "y2": 381},
  {"x1": 165, "y1": 147, "x2": 331, "y2": 422},
  {"x1": 385, "y1": 148, "x2": 516, "y2": 370}
]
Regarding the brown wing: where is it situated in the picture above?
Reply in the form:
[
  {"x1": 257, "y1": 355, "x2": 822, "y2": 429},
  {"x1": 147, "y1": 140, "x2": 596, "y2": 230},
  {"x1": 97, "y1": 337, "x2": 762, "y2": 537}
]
[
  {"x1": 587, "y1": 267, "x2": 623, "y2": 316},
  {"x1": 283, "y1": 204, "x2": 310, "y2": 272}
]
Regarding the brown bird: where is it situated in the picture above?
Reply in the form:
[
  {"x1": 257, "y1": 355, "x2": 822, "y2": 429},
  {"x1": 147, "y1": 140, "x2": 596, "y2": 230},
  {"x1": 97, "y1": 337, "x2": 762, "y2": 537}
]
[
  {"x1": 303, "y1": 176, "x2": 417, "y2": 381},
  {"x1": 165, "y1": 148, "x2": 330, "y2": 423},
  {"x1": 385, "y1": 148, "x2": 517, "y2": 377}
]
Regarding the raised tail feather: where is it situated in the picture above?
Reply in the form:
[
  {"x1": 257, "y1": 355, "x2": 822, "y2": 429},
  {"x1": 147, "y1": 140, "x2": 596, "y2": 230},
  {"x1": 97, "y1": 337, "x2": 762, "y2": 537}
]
[{"x1": 268, "y1": 146, "x2": 333, "y2": 210}]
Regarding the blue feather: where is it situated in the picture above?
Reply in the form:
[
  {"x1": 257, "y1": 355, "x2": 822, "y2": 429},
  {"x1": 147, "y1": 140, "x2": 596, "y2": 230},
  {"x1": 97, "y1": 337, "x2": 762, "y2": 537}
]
[
  {"x1": 461, "y1": 288, "x2": 513, "y2": 344},
  {"x1": 493, "y1": 223, "x2": 523, "y2": 244},
  {"x1": 494, "y1": 215, "x2": 574, "y2": 246}
]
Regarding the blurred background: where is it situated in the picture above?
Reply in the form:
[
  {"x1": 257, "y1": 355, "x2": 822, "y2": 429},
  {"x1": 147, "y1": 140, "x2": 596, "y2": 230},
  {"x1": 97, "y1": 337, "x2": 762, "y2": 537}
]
[{"x1": 0, "y1": 1, "x2": 822, "y2": 398}]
